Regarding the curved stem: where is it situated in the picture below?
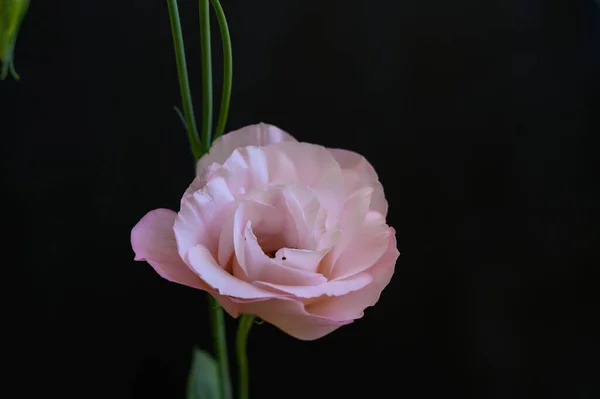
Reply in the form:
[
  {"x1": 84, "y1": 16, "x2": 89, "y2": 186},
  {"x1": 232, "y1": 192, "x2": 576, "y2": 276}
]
[
  {"x1": 209, "y1": 0, "x2": 233, "y2": 141},
  {"x1": 209, "y1": 296, "x2": 232, "y2": 399},
  {"x1": 166, "y1": 0, "x2": 202, "y2": 158},
  {"x1": 6, "y1": 0, "x2": 30, "y2": 80},
  {"x1": 236, "y1": 314, "x2": 256, "y2": 399},
  {"x1": 199, "y1": 0, "x2": 213, "y2": 153}
]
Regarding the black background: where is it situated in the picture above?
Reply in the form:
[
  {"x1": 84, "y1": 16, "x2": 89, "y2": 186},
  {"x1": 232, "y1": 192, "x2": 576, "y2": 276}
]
[{"x1": 2, "y1": 1, "x2": 599, "y2": 398}]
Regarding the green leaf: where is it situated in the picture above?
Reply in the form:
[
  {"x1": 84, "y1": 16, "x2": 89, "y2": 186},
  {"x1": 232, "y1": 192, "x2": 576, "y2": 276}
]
[{"x1": 187, "y1": 347, "x2": 221, "y2": 399}]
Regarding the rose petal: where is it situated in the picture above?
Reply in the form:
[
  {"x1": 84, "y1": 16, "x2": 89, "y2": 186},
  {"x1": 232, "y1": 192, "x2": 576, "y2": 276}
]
[
  {"x1": 238, "y1": 298, "x2": 353, "y2": 341},
  {"x1": 255, "y1": 272, "x2": 372, "y2": 299},
  {"x1": 131, "y1": 209, "x2": 206, "y2": 289},
  {"x1": 222, "y1": 147, "x2": 270, "y2": 192},
  {"x1": 175, "y1": 175, "x2": 236, "y2": 257},
  {"x1": 216, "y1": 146, "x2": 300, "y2": 198},
  {"x1": 265, "y1": 142, "x2": 345, "y2": 228},
  {"x1": 184, "y1": 245, "x2": 283, "y2": 300},
  {"x1": 232, "y1": 199, "x2": 285, "y2": 277},
  {"x1": 217, "y1": 209, "x2": 237, "y2": 268},
  {"x1": 317, "y1": 227, "x2": 341, "y2": 253},
  {"x1": 184, "y1": 162, "x2": 221, "y2": 197},
  {"x1": 329, "y1": 148, "x2": 388, "y2": 217},
  {"x1": 196, "y1": 123, "x2": 297, "y2": 182},
  {"x1": 329, "y1": 211, "x2": 392, "y2": 280},
  {"x1": 307, "y1": 232, "x2": 399, "y2": 321},
  {"x1": 244, "y1": 226, "x2": 327, "y2": 286},
  {"x1": 246, "y1": 184, "x2": 323, "y2": 251},
  {"x1": 319, "y1": 187, "x2": 373, "y2": 277},
  {"x1": 273, "y1": 247, "x2": 329, "y2": 274}
]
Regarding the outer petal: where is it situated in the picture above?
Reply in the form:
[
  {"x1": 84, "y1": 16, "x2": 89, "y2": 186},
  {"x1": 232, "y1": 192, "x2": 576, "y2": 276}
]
[
  {"x1": 175, "y1": 174, "x2": 236, "y2": 257},
  {"x1": 238, "y1": 298, "x2": 353, "y2": 341},
  {"x1": 184, "y1": 163, "x2": 221, "y2": 197},
  {"x1": 329, "y1": 148, "x2": 388, "y2": 217},
  {"x1": 196, "y1": 123, "x2": 297, "y2": 183},
  {"x1": 329, "y1": 211, "x2": 392, "y2": 280},
  {"x1": 307, "y1": 231, "x2": 399, "y2": 321},
  {"x1": 131, "y1": 209, "x2": 206, "y2": 289},
  {"x1": 319, "y1": 187, "x2": 373, "y2": 277}
]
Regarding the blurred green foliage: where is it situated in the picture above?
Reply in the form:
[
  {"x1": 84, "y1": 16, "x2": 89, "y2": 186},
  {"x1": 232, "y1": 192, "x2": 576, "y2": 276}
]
[{"x1": 0, "y1": 0, "x2": 30, "y2": 80}]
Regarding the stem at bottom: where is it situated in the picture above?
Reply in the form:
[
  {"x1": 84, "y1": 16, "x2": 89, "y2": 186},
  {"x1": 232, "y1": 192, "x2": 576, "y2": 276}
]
[
  {"x1": 209, "y1": 296, "x2": 232, "y2": 399},
  {"x1": 236, "y1": 314, "x2": 256, "y2": 399}
]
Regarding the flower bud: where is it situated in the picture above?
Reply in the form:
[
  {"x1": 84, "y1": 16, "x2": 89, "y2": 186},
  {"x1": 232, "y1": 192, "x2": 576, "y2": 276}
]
[{"x1": 0, "y1": 0, "x2": 30, "y2": 80}]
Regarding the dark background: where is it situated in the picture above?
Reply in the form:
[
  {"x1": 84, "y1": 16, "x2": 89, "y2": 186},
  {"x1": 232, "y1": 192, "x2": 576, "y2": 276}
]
[{"x1": 2, "y1": 1, "x2": 599, "y2": 398}]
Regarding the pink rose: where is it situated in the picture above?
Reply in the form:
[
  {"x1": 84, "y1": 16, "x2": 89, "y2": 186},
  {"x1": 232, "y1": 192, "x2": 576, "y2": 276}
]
[{"x1": 131, "y1": 123, "x2": 399, "y2": 340}]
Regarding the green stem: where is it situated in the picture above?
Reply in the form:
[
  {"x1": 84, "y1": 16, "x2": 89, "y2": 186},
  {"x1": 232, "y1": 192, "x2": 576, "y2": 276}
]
[
  {"x1": 168, "y1": 1, "x2": 230, "y2": 398},
  {"x1": 199, "y1": 0, "x2": 213, "y2": 153},
  {"x1": 209, "y1": 0, "x2": 233, "y2": 141},
  {"x1": 198, "y1": 2, "x2": 229, "y2": 397},
  {"x1": 166, "y1": 0, "x2": 202, "y2": 158},
  {"x1": 236, "y1": 314, "x2": 256, "y2": 399},
  {"x1": 209, "y1": 296, "x2": 232, "y2": 399}
]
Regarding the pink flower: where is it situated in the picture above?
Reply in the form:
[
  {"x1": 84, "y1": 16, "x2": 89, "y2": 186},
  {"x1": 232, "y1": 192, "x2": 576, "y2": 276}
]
[{"x1": 131, "y1": 123, "x2": 399, "y2": 340}]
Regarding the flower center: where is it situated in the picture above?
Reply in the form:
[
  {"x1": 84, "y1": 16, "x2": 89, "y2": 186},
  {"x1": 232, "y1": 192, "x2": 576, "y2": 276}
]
[
  {"x1": 257, "y1": 234, "x2": 287, "y2": 259},
  {"x1": 258, "y1": 234, "x2": 286, "y2": 259}
]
